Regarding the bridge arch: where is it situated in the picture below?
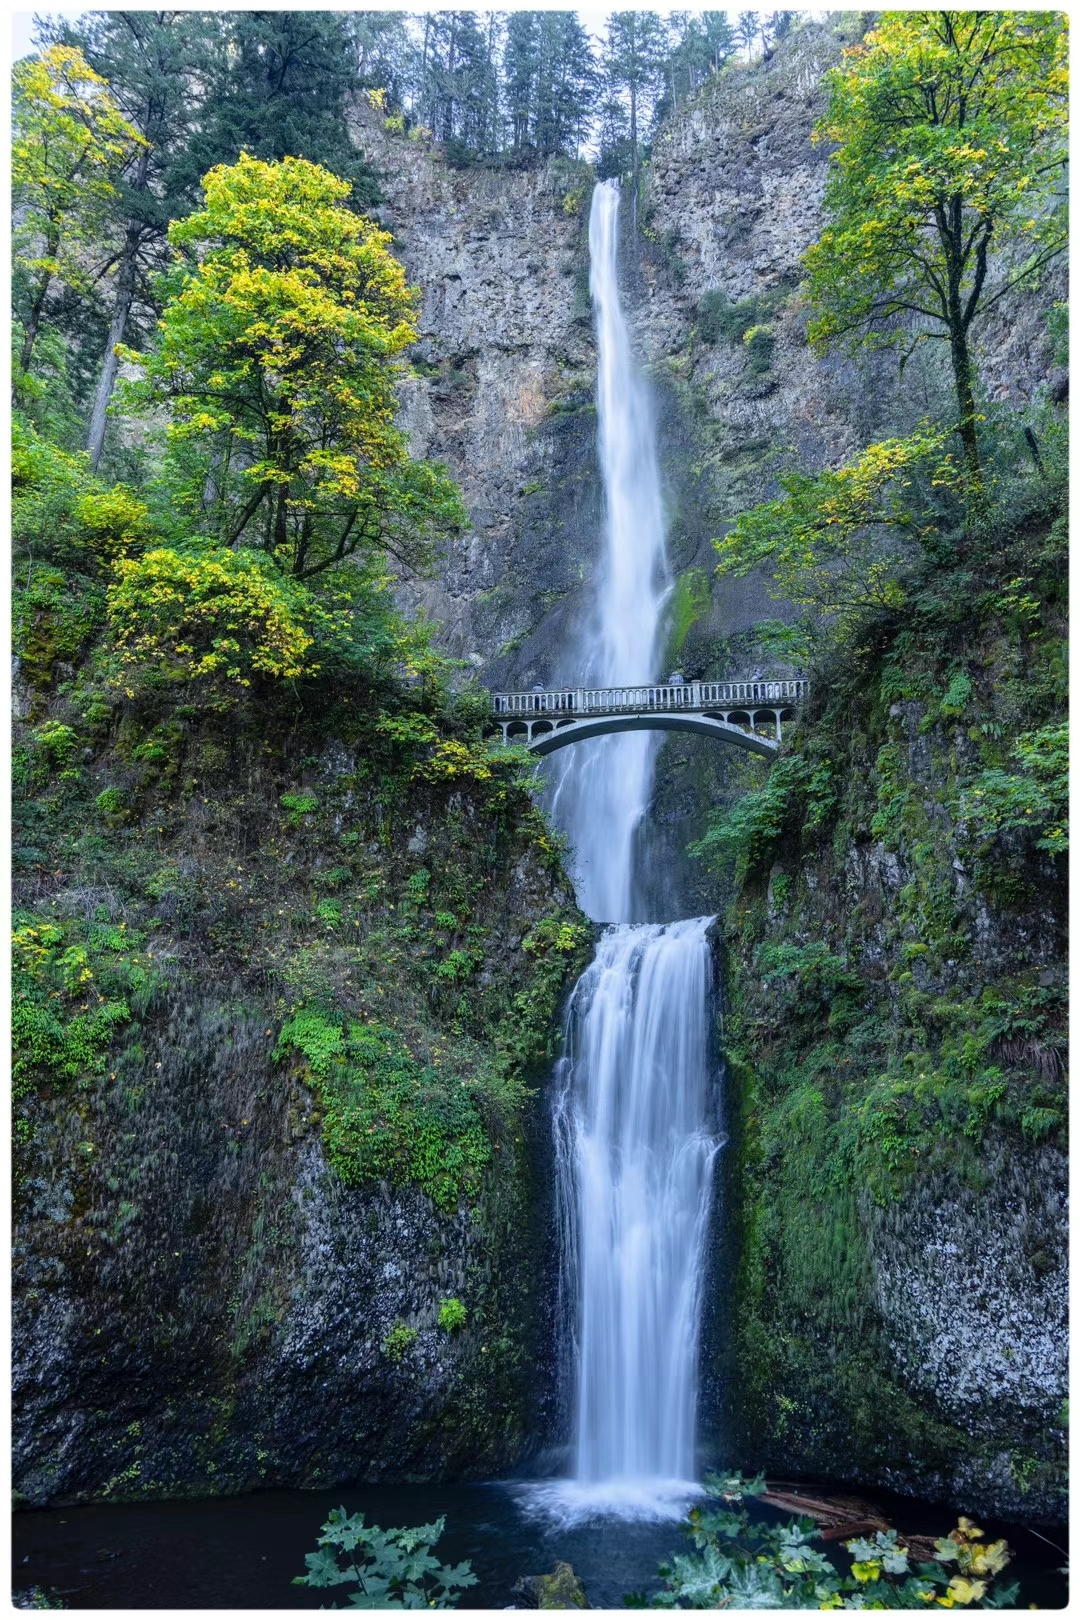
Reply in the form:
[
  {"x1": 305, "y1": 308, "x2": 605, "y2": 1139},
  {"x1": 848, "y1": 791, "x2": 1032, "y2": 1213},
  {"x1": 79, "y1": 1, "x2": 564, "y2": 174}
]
[{"x1": 524, "y1": 711, "x2": 780, "y2": 758}]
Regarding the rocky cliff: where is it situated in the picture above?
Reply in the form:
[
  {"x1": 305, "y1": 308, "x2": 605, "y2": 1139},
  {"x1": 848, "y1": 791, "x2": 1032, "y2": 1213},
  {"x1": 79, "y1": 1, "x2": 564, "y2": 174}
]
[
  {"x1": 13, "y1": 650, "x2": 590, "y2": 1504},
  {"x1": 702, "y1": 496, "x2": 1067, "y2": 1524},
  {"x1": 357, "y1": 21, "x2": 1068, "y2": 1526}
]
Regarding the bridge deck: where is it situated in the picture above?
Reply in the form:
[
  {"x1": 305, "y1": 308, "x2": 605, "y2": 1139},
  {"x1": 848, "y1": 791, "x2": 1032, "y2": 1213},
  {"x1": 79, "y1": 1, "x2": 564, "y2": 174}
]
[
  {"x1": 490, "y1": 679, "x2": 808, "y2": 757},
  {"x1": 492, "y1": 678, "x2": 808, "y2": 718}
]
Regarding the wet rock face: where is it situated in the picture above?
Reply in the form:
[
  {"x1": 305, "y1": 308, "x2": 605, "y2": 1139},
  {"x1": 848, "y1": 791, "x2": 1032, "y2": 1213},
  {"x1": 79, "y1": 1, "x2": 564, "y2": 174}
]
[
  {"x1": 13, "y1": 996, "x2": 544, "y2": 1507},
  {"x1": 870, "y1": 1149, "x2": 1068, "y2": 1431},
  {"x1": 12, "y1": 712, "x2": 580, "y2": 1507},
  {"x1": 353, "y1": 105, "x2": 603, "y2": 685}
]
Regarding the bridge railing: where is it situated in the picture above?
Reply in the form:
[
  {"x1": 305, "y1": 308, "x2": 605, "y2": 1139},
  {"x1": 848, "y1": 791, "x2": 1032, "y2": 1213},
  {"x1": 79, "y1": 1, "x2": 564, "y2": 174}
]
[{"x1": 491, "y1": 678, "x2": 809, "y2": 716}]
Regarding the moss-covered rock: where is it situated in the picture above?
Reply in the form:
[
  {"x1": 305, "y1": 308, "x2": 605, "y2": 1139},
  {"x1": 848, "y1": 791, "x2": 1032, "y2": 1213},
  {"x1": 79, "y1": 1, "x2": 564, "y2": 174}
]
[
  {"x1": 705, "y1": 514, "x2": 1067, "y2": 1527},
  {"x1": 12, "y1": 622, "x2": 590, "y2": 1505}
]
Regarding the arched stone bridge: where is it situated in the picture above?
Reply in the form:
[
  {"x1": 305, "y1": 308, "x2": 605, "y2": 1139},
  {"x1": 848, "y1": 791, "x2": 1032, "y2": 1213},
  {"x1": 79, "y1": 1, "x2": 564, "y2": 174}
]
[{"x1": 491, "y1": 679, "x2": 809, "y2": 759}]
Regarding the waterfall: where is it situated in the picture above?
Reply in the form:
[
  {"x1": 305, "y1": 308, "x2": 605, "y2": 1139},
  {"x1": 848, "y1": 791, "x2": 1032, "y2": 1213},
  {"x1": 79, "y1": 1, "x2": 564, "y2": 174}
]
[
  {"x1": 547, "y1": 179, "x2": 669, "y2": 926},
  {"x1": 552, "y1": 919, "x2": 722, "y2": 1516},
  {"x1": 531, "y1": 180, "x2": 723, "y2": 1524}
]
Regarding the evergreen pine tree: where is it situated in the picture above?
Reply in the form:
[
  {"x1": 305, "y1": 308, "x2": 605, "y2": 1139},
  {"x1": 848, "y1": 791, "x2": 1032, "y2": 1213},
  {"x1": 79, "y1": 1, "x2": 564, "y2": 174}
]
[{"x1": 601, "y1": 11, "x2": 668, "y2": 190}]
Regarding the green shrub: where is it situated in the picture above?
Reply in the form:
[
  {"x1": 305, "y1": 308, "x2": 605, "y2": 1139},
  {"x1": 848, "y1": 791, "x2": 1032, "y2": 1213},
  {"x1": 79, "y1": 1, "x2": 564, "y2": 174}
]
[
  {"x1": 959, "y1": 721, "x2": 1068, "y2": 857},
  {"x1": 689, "y1": 755, "x2": 835, "y2": 881},
  {"x1": 382, "y1": 1320, "x2": 418, "y2": 1361},
  {"x1": 95, "y1": 787, "x2": 126, "y2": 817},
  {"x1": 295, "y1": 1506, "x2": 476, "y2": 1606},
  {"x1": 280, "y1": 791, "x2": 318, "y2": 827},
  {"x1": 107, "y1": 546, "x2": 319, "y2": 691},
  {"x1": 743, "y1": 322, "x2": 775, "y2": 374},
  {"x1": 697, "y1": 288, "x2": 777, "y2": 346},
  {"x1": 438, "y1": 1297, "x2": 467, "y2": 1333}
]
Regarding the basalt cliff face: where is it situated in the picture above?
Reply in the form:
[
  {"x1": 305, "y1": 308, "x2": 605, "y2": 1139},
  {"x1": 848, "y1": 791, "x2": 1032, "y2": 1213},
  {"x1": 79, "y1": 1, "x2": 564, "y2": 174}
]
[{"x1": 364, "y1": 21, "x2": 1062, "y2": 690}]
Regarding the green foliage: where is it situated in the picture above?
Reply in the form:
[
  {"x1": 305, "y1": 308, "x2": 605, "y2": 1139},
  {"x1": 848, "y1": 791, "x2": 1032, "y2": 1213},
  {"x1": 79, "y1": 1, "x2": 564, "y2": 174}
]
[
  {"x1": 278, "y1": 793, "x2": 319, "y2": 829},
  {"x1": 697, "y1": 287, "x2": 777, "y2": 347},
  {"x1": 636, "y1": 1474, "x2": 1018, "y2": 1609},
  {"x1": 12, "y1": 418, "x2": 152, "y2": 573},
  {"x1": 119, "y1": 153, "x2": 465, "y2": 583},
  {"x1": 494, "y1": 913, "x2": 593, "y2": 1076},
  {"x1": 959, "y1": 722, "x2": 1068, "y2": 857},
  {"x1": 437, "y1": 1297, "x2": 467, "y2": 1333},
  {"x1": 742, "y1": 322, "x2": 775, "y2": 375},
  {"x1": 275, "y1": 1010, "x2": 492, "y2": 1210},
  {"x1": 95, "y1": 788, "x2": 126, "y2": 817},
  {"x1": 690, "y1": 753, "x2": 836, "y2": 882},
  {"x1": 805, "y1": 12, "x2": 1067, "y2": 477},
  {"x1": 756, "y1": 941, "x2": 863, "y2": 1027},
  {"x1": 713, "y1": 427, "x2": 955, "y2": 621},
  {"x1": 12, "y1": 911, "x2": 161, "y2": 1101},
  {"x1": 13, "y1": 721, "x2": 82, "y2": 791},
  {"x1": 12, "y1": 45, "x2": 145, "y2": 382},
  {"x1": 106, "y1": 546, "x2": 323, "y2": 692},
  {"x1": 184, "y1": 12, "x2": 381, "y2": 206},
  {"x1": 667, "y1": 568, "x2": 711, "y2": 660},
  {"x1": 295, "y1": 1506, "x2": 477, "y2": 1608},
  {"x1": 382, "y1": 1320, "x2": 419, "y2": 1362}
]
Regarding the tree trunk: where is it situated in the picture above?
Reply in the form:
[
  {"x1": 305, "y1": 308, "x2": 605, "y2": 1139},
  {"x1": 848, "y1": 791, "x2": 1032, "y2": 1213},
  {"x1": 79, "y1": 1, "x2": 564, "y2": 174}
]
[
  {"x1": 86, "y1": 225, "x2": 140, "y2": 470},
  {"x1": 87, "y1": 143, "x2": 152, "y2": 469},
  {"x1": 17, "y1": 271, "x2": 51, "y2": 381},
  {"x1": 950, "y1": 327, "x2": 982, "y2": 484}
]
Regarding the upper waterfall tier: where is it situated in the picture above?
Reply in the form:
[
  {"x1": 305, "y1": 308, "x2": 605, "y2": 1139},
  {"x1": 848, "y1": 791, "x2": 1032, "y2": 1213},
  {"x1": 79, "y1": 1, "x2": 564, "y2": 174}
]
[{"x1": 545, "y1": 179, "x2": 671, "y2": 924}]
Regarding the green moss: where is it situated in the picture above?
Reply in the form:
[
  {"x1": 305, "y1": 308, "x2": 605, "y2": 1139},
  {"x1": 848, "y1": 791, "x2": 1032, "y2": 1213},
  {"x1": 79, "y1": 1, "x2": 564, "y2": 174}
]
[
  {"x1": 276, "y1": 1010, "x2": 493, "y2": 1210},
  {"x1": 12, "y1": 911, "x2": 162, "y2": 1103}
]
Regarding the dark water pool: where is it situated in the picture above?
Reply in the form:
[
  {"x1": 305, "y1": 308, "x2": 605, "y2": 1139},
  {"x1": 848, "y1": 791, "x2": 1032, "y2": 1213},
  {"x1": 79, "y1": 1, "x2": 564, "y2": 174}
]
[{"x1": 12, "y1": 1476, "x2": 1068, "y2": 1610}]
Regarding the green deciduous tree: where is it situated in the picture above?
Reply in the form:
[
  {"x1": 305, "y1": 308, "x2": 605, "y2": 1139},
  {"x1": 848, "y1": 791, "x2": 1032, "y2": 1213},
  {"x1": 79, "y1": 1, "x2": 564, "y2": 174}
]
[
  {"x1": 713, "y1": 426, "x2": 955, "y2": 620},
  {"x1": 12, "y1": 44, "x2": 145, "y2": 385},
  {"x1": 121, "y1": 154, "x2": 464, "y2": 581},
  {"x1": 805, "y1": 11, "x2": 1068, "y2": 482}
]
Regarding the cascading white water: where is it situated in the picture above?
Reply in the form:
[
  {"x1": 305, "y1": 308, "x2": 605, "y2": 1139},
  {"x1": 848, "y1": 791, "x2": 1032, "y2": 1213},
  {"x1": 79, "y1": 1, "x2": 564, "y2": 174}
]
[
  {"x1": 551, "y1": 919, "x2": 722, "y2": 1517},
  {"x1": 532, "y1": 180, "x2": 723, "y2": 1524},
  {"x1": 548, "y1": 180, "x2": 669, "y2": 926}
]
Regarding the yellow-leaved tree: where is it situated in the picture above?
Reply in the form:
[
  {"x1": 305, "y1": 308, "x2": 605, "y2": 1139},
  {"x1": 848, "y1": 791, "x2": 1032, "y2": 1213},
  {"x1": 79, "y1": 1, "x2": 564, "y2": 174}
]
[
  {"x1": 805, "y1": 11, "x2": 1068, "y2": 482},
  {"x1": 12, "y1": 44, "x2": 146, "y2": 384},
  {"x1": 119, "y1": 153, "x2": 465, "y2": 581}
]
